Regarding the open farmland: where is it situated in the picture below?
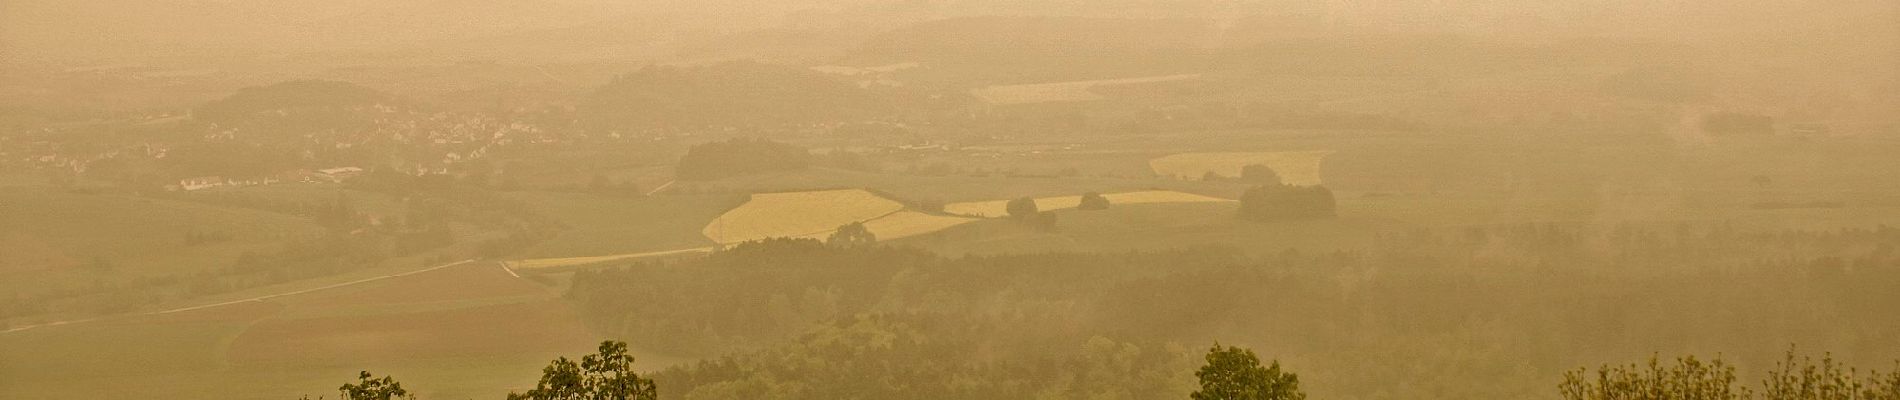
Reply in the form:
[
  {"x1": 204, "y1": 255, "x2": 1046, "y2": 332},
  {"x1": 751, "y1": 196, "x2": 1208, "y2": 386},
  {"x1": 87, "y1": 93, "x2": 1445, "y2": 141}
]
[
  {"x1": 0, "y1": 261, "x2": 651, "y2": 400},
  {"x1": 899, "y1": 201, "x2": 1383, "y2": 256},
  {"x1": 0, "y1": 187, "x2": 325, "y2": 298},
  {"x1": 506, "y1": 191, "x2": 744, "y2": 258},
  {"x1": 702, "y1": 189, "x2": 905, "y2": 244},
  {"x1": 970, "y1": 74, "x2": 1202, "y2": 104},
  {"x1": 508, "y1": 209, "x2": 977, "y2": 272},
  {"x1": 504, "y1": 247, "x2": 713, "y2": 273},
  {"x1": 675, "y1": 167, "x2": 1229, "y2": 203},
  {"x1": 944, "y1": 190, "x2": 1232, "y2": 217},
  {"x1": 225, "y1": 301, "x2": 595, "y2": 366},
  {"x1": 1150, "y1": 151, "x2": 1336, "y2": 185},
  {"x1": 11, "y1": 3, "x2": 1900, "y2": 398},
  {"x1": 855, "y1": 211, "x2": 980, "y2": 240}
]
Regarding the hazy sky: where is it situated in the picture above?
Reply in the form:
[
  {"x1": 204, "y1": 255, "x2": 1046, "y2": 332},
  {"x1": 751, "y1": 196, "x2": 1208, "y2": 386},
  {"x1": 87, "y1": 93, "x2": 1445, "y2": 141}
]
[{"x1": 3, "y1": 0, "x2": 1894, "y2": 68}]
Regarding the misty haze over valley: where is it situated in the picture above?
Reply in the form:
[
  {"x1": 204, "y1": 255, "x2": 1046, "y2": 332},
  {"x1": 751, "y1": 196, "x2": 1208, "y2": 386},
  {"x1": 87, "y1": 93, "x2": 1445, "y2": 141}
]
[{"x1": 2, "y1": 1, "x2": 1898, "y2": 399}]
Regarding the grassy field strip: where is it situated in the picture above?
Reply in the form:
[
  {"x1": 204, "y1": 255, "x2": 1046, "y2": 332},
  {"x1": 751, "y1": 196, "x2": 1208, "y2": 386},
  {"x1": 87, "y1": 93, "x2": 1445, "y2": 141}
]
[
  {"x1": 505, "y1": 247, "x2": 716, "y2": 272},
  {"x1": 763, "y1": 210, "x2": 980, "y2": 242},
  {"x1": 509, "y1": 211, "x2": 982, "y2": 271},
  {"x1": 1149, "y1": 150, "x2": 1336, "y2": 186},
  {"x1": 734, "y1": 208, "x2": 908, "y2": 243},
  {"x1": 971, "y1": 73, "x2": 1202, "y2": 104},
  {"x1": 1, "y1": 259, "x2": 478, "y2": 335},
  {"x1": 701, "y1": 189, "x2": 906, "y2": 244},
  {"x1": 943, "y1": 190, "x2": 1234, "y2": 217},
  {"x1": 507, "y1": 214, "x2": 977, "y2": 270},
  {"x1": 858, "y1": 211, "x2": 982, "y2": 240}
]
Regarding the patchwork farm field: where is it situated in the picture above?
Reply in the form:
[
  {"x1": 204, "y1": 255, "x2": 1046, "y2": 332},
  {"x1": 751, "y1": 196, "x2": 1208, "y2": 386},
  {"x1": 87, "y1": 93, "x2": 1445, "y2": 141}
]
[
  {"x1": 226, "y1": 301, "x2": 596, "y2": 366},
  {"x1": 172, "y1": 184, "x2": 406, "y2": 219},
  {"x1": 0, "y1": 187, "x2": 326, "y2": 298},
  {"x1": 678, "y1": 167, "x2": 1227, "y2": 202},
  {"x1": 970, "y1": 73, "x2": 1203, "y2": 104},
  {"x1": 857, "y1": 211, "x2": 980, "y2": 241},
  {"x1": 507, "y1": 191, "x2": 745, "y2": 258},
  {"x1": 898, "y1": 201, "x2": 1385, "y2": 256},
  {"x1": 1149, "y1": 150, "x2": 1336, "y2": 185},
  {"x1": 506, "y1": 196, "x2": 983, "y2": 272},
  {"x1": 0, "y1": 261, "x2": 653, "y2": 400},
  {"x1": 944, "y1": 190, "x2": 1233, "y2": 217},
  {"x1": 504, "y1": 247, "x2": 713, "y2": 273},
  {"x1": 701, "y1": 189, "x2": 905, "y2": 244}
]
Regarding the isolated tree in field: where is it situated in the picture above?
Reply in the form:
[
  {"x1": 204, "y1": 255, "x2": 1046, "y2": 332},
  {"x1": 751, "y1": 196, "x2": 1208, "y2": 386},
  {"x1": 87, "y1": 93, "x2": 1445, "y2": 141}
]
[
  {"x1": 1007, "y1": 197, "x2": 1039, "y2": 219},
  {"x1": 337, "y1": 371, "x2": 413, "y2": 400},
  {"x1": 510, "y1": 340, "x2": 657, "y2": 400},
  {"x1": 827, "y1": 221, "x2": 877, "y2": 248},
  {"x1": 1192, "y1": 344, "x2": 1305, "y2": 400},
  {"x1": 1032, "y1": 211, "x2": 1060, "y2": 232},
  {"x1": 1078, "y1": 192, "x2": 1111, "y2": 210},
  {"x1": 1240, "y1": 164, "x2": 1282, "y2": 185}
]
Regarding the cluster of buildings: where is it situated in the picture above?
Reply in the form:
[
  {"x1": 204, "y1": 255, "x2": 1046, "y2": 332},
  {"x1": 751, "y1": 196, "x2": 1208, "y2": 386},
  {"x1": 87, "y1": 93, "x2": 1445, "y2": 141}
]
[{"x1": 2, "y1": 108, "x2": 563, "y2": 190}]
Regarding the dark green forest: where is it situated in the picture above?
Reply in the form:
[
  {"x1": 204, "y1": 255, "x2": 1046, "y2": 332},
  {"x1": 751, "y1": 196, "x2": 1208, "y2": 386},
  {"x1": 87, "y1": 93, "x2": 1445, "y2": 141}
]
[{"x1": 559, "y1": 223, "x2": 1900, "y2": 399}]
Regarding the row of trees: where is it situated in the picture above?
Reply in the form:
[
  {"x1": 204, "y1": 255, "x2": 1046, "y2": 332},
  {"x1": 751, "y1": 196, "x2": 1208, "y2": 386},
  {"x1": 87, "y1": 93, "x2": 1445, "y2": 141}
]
[
  {"x1": 1005, "y1": 196, "x2": 1061, "y2": 230},
  {"x1": 1202, "y1": 164, "x2": 1284, "y2": 185},
  {"x1": 1237, "y1": 184, "x2": 1336, "y2": 222}
]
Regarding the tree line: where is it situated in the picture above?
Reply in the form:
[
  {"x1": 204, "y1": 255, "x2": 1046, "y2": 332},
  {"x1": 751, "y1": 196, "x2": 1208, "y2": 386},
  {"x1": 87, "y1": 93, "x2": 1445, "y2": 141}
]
[{"x1": 558, "y1": 221, "x2": 1900, "y2": 399}]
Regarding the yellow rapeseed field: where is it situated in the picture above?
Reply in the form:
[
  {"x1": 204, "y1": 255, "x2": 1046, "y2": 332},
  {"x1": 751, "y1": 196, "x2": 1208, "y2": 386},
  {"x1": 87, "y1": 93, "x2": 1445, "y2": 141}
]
[
  {"x1": 970, "y1": 74, "x2": 1201, "y2": 104},
  {"x1": 702, "y1": 189, "x2": 906, "y2": 244},
  {"x1": 1148, "y1": 151, "x2": 1335, "y2": 185},
  {"x1": 943, "y1": 190, "x2": 1233, "y2": 218},
  {"x1": 508, "y1": 190, "x2": 986, "y2": 271}
]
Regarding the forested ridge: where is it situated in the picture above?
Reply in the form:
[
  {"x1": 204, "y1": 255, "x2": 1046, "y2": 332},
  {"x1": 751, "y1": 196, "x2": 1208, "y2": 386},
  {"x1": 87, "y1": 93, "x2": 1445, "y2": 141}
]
[{"x1": 562, "y1": 224, "x2": 1900, "y2": 399}]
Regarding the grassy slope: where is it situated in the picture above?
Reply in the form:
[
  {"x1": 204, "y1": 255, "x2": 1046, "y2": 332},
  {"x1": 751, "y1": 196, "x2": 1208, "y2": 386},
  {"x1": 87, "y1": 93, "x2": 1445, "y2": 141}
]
[
  {"x1": 506, "y1": 191, "x2": 746, "y2": 258},
  {"x1": 0, "y1": 187, "x2": 326, "y2": 297},
  {"x1": 0, "y1": 262, "x2": 637, "y2": 400}
]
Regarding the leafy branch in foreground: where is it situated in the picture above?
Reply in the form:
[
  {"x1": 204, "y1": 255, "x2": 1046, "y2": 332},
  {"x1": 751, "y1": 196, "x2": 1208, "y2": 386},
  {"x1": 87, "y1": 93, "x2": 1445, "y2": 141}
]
[
  {"x1": 330, "y1": 371, "x2": 413, "y2": 400},
  {"x1": 1562, "y1": 348, "x2": 1900, "y2": 400},
  {"x1": 508, "y1": 340, "x2": 658, "y2": 400}
]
